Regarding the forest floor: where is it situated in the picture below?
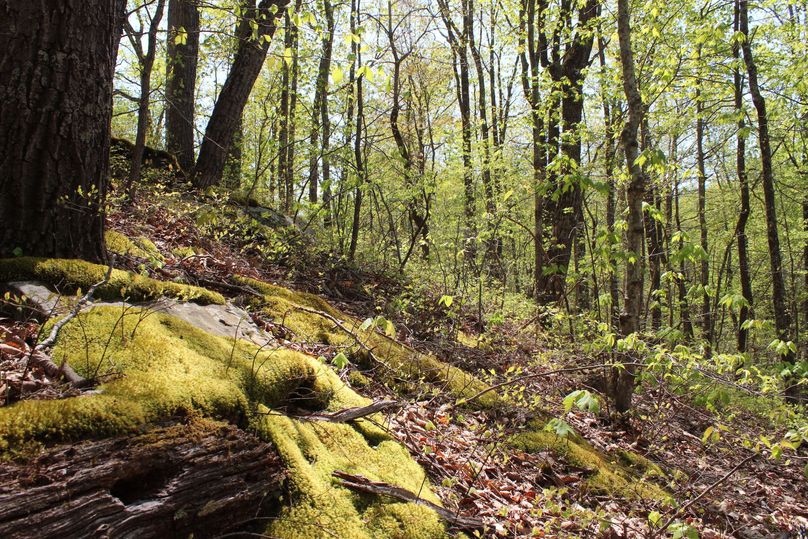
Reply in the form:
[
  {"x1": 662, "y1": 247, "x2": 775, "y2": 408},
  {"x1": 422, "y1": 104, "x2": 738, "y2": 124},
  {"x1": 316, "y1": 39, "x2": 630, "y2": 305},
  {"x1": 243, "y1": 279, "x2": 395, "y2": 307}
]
[{"x1": 2, "y1": 183, "x2": 807, "y2": 538}]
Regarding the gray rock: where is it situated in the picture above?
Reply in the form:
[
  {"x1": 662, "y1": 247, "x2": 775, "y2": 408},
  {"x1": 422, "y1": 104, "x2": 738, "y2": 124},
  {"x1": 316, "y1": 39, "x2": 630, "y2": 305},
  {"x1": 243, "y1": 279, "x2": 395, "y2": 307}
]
[
  {"x1": 94, "y1": 298, "x2": 274, "y2": 348},
  {"x1": 0, "y1": 281, "x2": 66, "y2": 320}
]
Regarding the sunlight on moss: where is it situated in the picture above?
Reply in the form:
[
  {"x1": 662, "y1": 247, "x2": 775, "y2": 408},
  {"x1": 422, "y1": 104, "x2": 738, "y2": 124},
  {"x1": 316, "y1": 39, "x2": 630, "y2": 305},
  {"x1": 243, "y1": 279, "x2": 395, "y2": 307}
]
[
  {"x1": 0, "y1": 257, "x2": 223, "y2": 305},
  {"x1": 0, "y1": 305, "x2": 446, "y2": 537},
  {"x1": 510, "y1": 422, "x2": 671, "y2": 503},
  {"x1": 236, "y1": 275, "x2": 501, "y2": 408}
]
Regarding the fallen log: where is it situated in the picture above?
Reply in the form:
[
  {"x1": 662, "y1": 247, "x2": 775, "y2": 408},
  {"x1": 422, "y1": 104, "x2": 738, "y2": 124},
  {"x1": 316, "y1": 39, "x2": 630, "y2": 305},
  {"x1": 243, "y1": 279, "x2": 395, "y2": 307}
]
[
  {"x1": 332, "y1": 470, "x2": 484, "y2": 531},
  {"x1": 0, "y1": 420, "x2": 285, "y2": 539}
]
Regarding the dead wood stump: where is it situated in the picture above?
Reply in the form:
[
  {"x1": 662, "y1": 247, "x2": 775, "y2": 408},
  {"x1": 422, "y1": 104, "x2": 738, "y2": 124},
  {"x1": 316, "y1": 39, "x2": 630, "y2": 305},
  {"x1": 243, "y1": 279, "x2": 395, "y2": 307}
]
[{"x1": 0, "y1": 420, "x2": 285, "y2": 538}]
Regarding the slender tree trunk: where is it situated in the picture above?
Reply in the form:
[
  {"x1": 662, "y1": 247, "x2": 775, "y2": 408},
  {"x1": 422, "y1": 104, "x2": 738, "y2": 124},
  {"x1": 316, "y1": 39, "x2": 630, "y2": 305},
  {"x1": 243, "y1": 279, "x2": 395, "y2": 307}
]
[
  {"x1": 348, "y1": 0, "x2": 364, "y2": 261},
  {"x1": 285, "y1": 0, "x2": 301, "y2": 211},
  {"x1": 0, "y1": 0, "x2": 121, "y2": 262},
  {"x1": 733, "y1": 0, "x2": 753, "y2": 353},
  {"x1": 695, "y1": 83, "x2": 713, "y2": 352},
  {"x1": 193, "y1": 0, "x2": 282, "y2": 189},
  {"x1": 613, "y1": 0, "x2": 647, "y2": 413},
  {"x1": 126, "y1": 0, "x2": 166, "y2": 196},
  {"x1": 308, "y1": 0, "x2": 335, "y2": 205},
  {"x1": 739, "y1": 0, "x2": 795, "y2": 369},
  {"x1": 166, "y1": 0, "x2": 200, "y2": 172}
]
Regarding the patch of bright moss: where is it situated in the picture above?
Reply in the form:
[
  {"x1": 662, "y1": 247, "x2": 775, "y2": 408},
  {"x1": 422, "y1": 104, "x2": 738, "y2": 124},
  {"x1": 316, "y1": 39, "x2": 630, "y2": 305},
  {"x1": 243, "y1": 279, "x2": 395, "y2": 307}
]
[
  {"x1": 235, "y1": 276, "x2": 501, "y2": 408},
  {"x1": 0, "y1": 257, "x2": 223, "y2": 305},
  {"x1": 510, "y1": 422, "x2": 671, "y2": 502},
  {"x1": 256, "y1": 412, "x2": 445, "y2": 539}
]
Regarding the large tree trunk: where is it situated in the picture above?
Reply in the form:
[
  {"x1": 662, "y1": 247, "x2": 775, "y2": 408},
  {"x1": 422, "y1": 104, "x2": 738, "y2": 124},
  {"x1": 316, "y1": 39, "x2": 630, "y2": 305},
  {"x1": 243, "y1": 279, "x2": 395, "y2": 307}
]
[
  {"x1": 0, "y1": 421, "x2": 284, "y2": 538},
  {"x1": 0, "y1": 0, "x2": 120, "y2": 262},
  {"x1": 165, "y1": 0, "x2": 200, "y2": 172},
  {"x1": 739, "y1": 0, "x2": 795, "y2": 369},
  {"x1": 193, "y1": 0, "x2": 282, "y2": 189},
  {"x1": 613, "y1": 0, "x2": 647, "y2": 413}
]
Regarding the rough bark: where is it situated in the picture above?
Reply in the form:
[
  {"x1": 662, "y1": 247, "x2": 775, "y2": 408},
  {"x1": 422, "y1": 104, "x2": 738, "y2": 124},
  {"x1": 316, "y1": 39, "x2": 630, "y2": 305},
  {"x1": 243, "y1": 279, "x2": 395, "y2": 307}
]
[
  {"x1": 0, "y1": 421, "x2": 284, "y2": 538},
  {"x1": 193, "y1": 0, "x2": 284, "y2": 189},
  {"x1": 308, "y1": 0, "x2": 335, "y2": 206},
  {"x1": 165, "y1": 0, "x2": 200, "y2": 172},
  {"x1": 0, "y1": 0, "x2": 120, "y2": 262}
]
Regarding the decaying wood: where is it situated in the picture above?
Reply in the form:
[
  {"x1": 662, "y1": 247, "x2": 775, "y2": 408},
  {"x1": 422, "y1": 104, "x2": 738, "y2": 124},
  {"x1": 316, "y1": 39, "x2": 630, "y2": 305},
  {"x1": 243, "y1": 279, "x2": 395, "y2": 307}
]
[
  {"x1": 301, "y1": 400, "x2": 401, "y2": 423},
  {"x1": 0, "y1": 421, "x2": 285, "y2": 539},
  {"x1": 332, "y1": 470, "x2": 484, "y2": 531}
]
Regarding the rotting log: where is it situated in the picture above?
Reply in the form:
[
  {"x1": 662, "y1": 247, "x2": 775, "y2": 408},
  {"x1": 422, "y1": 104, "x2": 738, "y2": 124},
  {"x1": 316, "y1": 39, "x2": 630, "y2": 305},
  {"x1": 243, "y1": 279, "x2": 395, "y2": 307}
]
[{"x1": 0, "y1": 420, "x2": 285, "y2": 538}]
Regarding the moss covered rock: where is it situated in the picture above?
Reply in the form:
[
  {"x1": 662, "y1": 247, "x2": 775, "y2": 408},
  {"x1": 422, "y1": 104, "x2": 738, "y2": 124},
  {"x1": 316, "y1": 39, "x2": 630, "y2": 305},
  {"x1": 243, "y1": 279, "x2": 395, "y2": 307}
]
[
  {"x1": 105, "y1": 231, "x2": 165, "y2": 264},
  {"x1": 0, "y1": 257, "x2": 223, "y2": 305},
  {"x1": 236, "y1": 276, "x2": 501, "y2": 408},
  {"x1": 0, "y1": 305, "x2": 448, "y2": 538}
]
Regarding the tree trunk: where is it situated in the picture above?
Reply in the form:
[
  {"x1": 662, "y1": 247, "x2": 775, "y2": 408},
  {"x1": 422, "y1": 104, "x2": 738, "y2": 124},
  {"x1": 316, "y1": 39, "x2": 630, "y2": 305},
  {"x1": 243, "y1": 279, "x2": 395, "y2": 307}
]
[
  {"x1": 613, "y1": 0, "x2": 647, "y2": 413},
  {"x1": 348, "y1": 0, "x2": 364, "y2": 261},
  {"x1": 193, "y1": 0, "x2": 282, "y2": 189},
  {"x1": 308, "y1": 0, "x2": 335, "y2": 206},
  {"x1": 0, "y1": 0, "x2": 120, "y2": 262},
  {"x1": 0, "y1": 421, "x2": 284, "y2": 538},
  {"x1": 695, "y1": 83, "x2": 713, "y2": 352},
  {"x1": 739, "y1": 0, "x2": 795, "y2": 368},
  {"x1": 126, "y1": 0, "x2": 167, "y2": 196},
  {"x1": 733, "y1": 0, "x2": 753, "y2": 354},
  {"x1": 165, "y1": 0, "x2": 200, "y2": 172}
]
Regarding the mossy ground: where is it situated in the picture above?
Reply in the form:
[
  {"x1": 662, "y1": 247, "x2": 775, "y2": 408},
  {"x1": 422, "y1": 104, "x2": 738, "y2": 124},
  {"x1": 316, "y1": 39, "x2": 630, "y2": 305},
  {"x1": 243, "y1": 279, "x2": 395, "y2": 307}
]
[
  {"x1": 0, "y1": 304, "x2": 448, "y2": 538},
  {"x1": 0, "y1": 257, "x2": 223, "y2": 305},
  {"x1": 509, "y1": 421, "x2": 671, "y2": 503}
]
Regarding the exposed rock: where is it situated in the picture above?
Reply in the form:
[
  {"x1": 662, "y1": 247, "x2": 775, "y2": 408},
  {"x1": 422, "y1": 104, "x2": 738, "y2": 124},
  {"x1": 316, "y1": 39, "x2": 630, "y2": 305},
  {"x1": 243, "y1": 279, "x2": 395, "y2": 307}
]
[{"x1": 0, "y1": 280, "x2": 273, "y2": 348}]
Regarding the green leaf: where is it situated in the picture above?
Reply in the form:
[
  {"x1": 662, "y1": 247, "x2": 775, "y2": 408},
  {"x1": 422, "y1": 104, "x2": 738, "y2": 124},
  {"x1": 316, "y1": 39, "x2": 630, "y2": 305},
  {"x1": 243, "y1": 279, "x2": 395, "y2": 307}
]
[
  {"x1": 648, "y1": 511, "x2": 662, "y2": 527},
  {"x1": 545, "y1": 418, "x2": 575, "y2": 438},
  {"x1": 331, "y1": 65, "x2": 343, "y2": 84},
  {"x1": 438, "y1": 295, "x2": 454, "y2": 308},
  {"x1": 331, "y1": 352, "x2": 349, "y2": 369}
]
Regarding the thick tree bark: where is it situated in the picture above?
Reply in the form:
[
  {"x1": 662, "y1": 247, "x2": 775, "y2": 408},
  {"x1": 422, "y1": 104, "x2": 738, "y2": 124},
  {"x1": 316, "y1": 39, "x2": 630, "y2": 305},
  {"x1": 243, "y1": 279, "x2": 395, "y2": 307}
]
[
  {"x1": 0, "y1": 421, "x2": 284, "y2": 538},
  {"x1": 613, "y1": 0, "x2": 647, "y2": 413},
  {"x1": 0, "y1": 0, "x2": 120, "y2": 262},
  {"x1": 193, "y1": 0, "x2": 283, "y2": 189},
  {"x1": 739, "y1": 0, "x2": 795, "y2": 368},
  {"x1": 347, "y1": 0, "x2": 364, "y2": 260},
  {"x1": 165, "y1": 0, "x2": 200, "y2": 172}
]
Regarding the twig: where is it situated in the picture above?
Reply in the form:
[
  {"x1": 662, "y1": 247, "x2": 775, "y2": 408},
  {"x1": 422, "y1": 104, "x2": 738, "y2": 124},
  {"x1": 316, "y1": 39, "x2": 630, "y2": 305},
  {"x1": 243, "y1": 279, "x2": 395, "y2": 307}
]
[{"x1": 332, "y1": 471, "x2": 484, "y2": 531}]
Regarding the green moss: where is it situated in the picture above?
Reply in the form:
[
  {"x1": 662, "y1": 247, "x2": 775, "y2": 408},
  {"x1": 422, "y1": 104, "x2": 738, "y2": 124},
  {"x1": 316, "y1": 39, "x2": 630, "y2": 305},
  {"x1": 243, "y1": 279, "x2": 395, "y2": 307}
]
[
  {"x1": 256, "y1": 413, "x2": 445, "y2": 538},
  {"x1": 0, "y1": 257, "x2": 224, "y2": 305},
  {"x1": 0, "y1": 306, "x2": 446, "y2": 537},
  {"x1": 348, "y1": 370, "x2": 371, "y2": 388},
  {"x1": 105, "y1": 231, "x2": 165, "y2": 263},
  {"x1": 236, "y1": 276, "x2": 501, "y2": 408},
  {"x1": 510, "y1": 423, "x2": 671, "y2": 502}
]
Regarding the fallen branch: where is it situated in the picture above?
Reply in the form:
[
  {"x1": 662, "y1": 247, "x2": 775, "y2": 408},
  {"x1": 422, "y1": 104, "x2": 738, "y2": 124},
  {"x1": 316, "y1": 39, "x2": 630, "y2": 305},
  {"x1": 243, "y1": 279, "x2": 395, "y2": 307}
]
[
  {"x1": 300, "y1": 400, "x2": 401, "y2": 423},
  {"x1": 654, "y1": 452, "x2": 757, "y2": 537},
  {"x1": 332, "y1": 471, "x2": 484, "y2": 531}
]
